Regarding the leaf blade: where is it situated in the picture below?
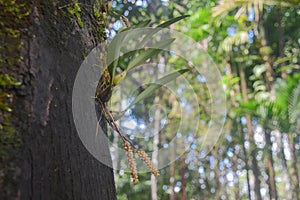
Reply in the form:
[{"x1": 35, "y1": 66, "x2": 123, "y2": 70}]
[
  {"x1": 157, "y1": 15, "x2": 190, "y2": 28},
  {"x1": 124, "y1": 69, "x2": 189, "y2": 111},
  {"x1": 126, "y1": 38, "x2": 175, "y2": 71}
]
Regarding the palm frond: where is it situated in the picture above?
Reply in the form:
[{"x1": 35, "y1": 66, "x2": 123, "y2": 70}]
[
  {"x1": 213, "y1": 0, "x2": 293, "y2": 21},
  {"x1": 219, "y1": 31, "x2": 248, "y2": 52},
  {"x1": 288, "y1": 80, "x2": 300, "y2": 125}
]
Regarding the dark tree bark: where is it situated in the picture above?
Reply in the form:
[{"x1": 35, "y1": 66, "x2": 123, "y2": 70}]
[{"x1": 6, "y1": 1, "x2": 117, "y2": 199}]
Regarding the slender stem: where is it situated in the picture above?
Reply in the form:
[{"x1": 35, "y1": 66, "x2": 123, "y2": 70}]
[{"x1": 100, "y1": 102, "x2": 137, "y2": 149}]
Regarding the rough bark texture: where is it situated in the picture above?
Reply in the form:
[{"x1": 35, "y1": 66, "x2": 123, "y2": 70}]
[{"x1": 6, "y1": 1, "x2": 116, "y2": 199}]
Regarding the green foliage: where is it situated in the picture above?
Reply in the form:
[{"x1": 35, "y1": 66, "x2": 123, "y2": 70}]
[
  {"x1": 93, "y1": 1, "x2": 109, "y2": 42},
  {"x1": 275, "y1": 74, "x2": 300, "y2": 132},
  {"x1": 219, "y1": 31, "x2": 249, "y2": 52},
  {"x1": 157, "y1": 15, "x2": 190, "y2": 28},
  {"x1": 125, "y1": 69, "x2": 189, "y2": 111},
  {"x1": 106, "y1": 15, "x2": 189, "y2": 102},
  {"x1": 112, "y1": 0, "x2": 300, "y2": 199},
  {"x1": 116, "y1": 172, "x2": 152, "y2": 199},
  {"x1": 126, "y1": 39, "x2": 175, "y2": 71},
  {"x1": 188, "y1": 9, "x2": 212, "y2": 40},
  {"x1": 105, "y1": 12, "x2": 190, "y2": 105},
  {"x1": 66, "y1": 0, "x2": 83, "y2": 28},
  {"x1": 64, "y1": 0, "x2": 108, "y2": 33}
]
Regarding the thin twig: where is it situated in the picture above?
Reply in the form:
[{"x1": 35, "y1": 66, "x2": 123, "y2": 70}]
[{"x1": 100, "y1": 102, "x2": 137, "y2": 149}]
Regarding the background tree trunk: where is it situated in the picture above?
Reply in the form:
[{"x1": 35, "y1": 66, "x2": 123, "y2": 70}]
[
  {"x1": 265, "y1": 129, "x2": 278, "y2": 200},
  {"x1": 288, "y1": 133, "x2": 300, "y2": 200},
  {"x1": 239, "y1": 67, "x2": 262, "y2": 200},
  {"x1": 9, "y1": 1, "x2": 117, "y2": 199},
  {"x1": 169, "y1": 141, "x2": 176, "y2": 200},
  {"x1": 151, "y1": 96, "x2": 160, "y2": 200}
]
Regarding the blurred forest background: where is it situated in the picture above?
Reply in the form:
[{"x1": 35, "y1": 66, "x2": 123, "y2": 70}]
[
  {"x1": 0, "y1": 0, "x2": 299, "y2": 200},
  {"x1": 107, "y1": 0, "x2": 300, "y2": 200}
]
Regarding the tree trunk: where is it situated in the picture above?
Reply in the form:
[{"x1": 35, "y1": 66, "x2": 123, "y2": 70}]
[
  {"x1": 235, "y1": 118, "x2": 251, "y2": 200},
  {"x1": 11, "y1": 1, "x2": 117, "y2": 199},
  {"x1": 240, "y1": 124, "x2": 251, "y2": 200},
  {"x1": 169, "y1": 141, "x2": 176, "y2": 200},
  {"x1": 239, "y1": 67, "x2": 262, "y2": 200},
  {"x1": 211, "y1": 148, "x2": 221, "y2": 200},
  {"x1": 265, "y1": 129, "x2": 278, "y2": 200},
  {"x1": 276, "y1": 7, "x2": 287, "y2": 79},
  {"x1": 279, "y1": 132, "x2": 292, "y2": 200},
  {"x1": 180, "y1": 155, "x2": 187, "y2": 200},
  {"x1": 151, "y1": 96, "x2": 160, "y2": 200},
  {"x1": 288, "y1": 133, "x2": 299, "y2": 200},
  {"x1": 259, "y1": 20, "x2": 279, "y2": 200}
]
